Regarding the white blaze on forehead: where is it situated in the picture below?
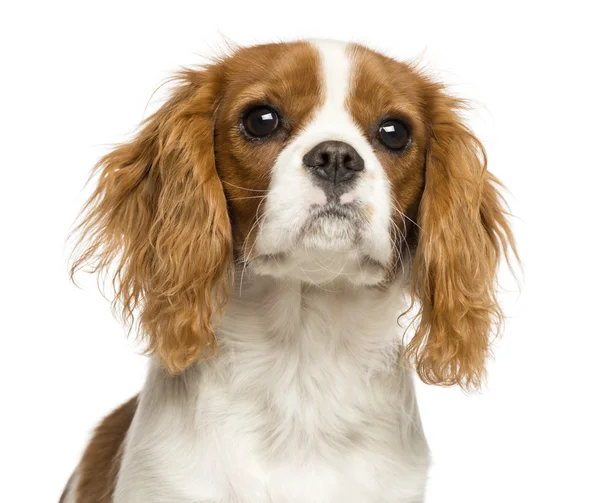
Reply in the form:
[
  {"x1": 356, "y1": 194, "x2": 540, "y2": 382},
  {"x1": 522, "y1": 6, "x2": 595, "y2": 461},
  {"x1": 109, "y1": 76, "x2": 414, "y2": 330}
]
[
  {"x1": 303, "y1": 40, "x2": 364, "y2": 146},
  {"x1": 312, "y1": 40, "x2": 351, "y2": 123}
]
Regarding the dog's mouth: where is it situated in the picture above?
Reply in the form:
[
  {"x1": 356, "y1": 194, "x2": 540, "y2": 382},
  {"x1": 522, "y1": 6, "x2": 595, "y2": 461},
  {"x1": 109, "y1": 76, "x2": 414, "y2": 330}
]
[
  {"x1": 299, "y1": 202, "x2": 364, "y2": 249},
  {"x1": 248, "y1": 202, "x2": 388, "y2": 286},
  {"x1": 308, "y1": 202, "x2": 361, "y2": 220}
]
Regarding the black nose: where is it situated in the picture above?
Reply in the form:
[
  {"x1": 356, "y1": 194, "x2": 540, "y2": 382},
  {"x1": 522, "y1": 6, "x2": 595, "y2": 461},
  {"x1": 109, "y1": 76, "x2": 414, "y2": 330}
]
[{"x1": 303, "y1": 141, "x2": 365, "y2": 184}]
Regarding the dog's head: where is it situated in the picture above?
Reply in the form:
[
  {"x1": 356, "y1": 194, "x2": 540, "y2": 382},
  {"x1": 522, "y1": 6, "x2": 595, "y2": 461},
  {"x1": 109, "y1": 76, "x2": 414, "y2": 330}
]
[{"x1": 72, "y1": 40, "x2": 514, "y2": 389}]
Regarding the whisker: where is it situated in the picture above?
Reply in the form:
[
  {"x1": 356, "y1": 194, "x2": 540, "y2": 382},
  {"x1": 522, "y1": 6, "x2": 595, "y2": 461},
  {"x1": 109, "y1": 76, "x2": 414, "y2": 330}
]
[
  {"x1": 239, "y1": 197, "x2": 268, "y2": 293},
  {"x1": 222, "y1": 180, "x2": 269, "y2": 193},
  {"x1": 390, "y1": 202, "x2": 422, "y2": 231},
  {"x1": 390, "y1": 217, "x2": 407, "y2": 275}
]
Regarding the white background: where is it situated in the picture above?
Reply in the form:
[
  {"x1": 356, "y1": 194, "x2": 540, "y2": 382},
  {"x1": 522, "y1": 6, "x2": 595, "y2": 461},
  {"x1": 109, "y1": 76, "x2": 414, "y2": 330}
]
[{"x1": 1, "y1": 1, "x2": 599, "y2": 501}]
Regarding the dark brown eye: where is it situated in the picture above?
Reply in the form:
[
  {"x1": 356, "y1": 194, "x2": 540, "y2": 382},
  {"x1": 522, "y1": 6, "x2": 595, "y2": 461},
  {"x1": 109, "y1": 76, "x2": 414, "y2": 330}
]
[
  {"x1": 378, "y1": 119, "x2": 410, "y2": 151},
  {"x1": 242, "y1": 106, "x2": 279, "y2": 138}
]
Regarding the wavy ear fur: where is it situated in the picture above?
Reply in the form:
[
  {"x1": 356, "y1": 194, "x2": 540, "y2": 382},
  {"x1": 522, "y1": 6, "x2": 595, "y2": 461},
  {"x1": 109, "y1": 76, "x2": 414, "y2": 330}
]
[
  {"x1": 406, "y1": 82, "x2": 516, "y2": 390},
  {"x1": 71, "y1": 66, "x2": 232, "y2": 374}
]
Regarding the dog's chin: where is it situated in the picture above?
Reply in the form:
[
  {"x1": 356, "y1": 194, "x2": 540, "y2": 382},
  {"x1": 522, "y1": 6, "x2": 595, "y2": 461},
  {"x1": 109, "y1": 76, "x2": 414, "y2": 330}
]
[
  {"x1": 250, "y1": 251, "x2": 387, "y2": 287},
  {"x1": 250, "y1": 214, "x2": 388, "y2": 287}
]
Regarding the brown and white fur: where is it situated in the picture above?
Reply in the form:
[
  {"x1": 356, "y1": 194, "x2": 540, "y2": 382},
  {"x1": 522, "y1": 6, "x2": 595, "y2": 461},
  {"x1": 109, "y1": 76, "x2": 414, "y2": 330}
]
[{"x1": 62, "y1": 40, "x2": 515, "y2": 503}]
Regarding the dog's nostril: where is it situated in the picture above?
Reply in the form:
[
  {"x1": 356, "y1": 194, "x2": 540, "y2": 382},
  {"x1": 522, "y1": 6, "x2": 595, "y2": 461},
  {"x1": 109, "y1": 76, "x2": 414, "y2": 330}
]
[{"x1": 303, "y1": 141, "x2": 364, "y2": 185}]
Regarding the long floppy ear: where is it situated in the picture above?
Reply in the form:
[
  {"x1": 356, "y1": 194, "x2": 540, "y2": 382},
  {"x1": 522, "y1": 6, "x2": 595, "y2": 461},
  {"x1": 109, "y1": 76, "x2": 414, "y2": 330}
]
[
  {"x1": 405, "y1": 83, "x2": 516, "y2": 390},
  {"x1": 71, "y1": 66, "x2": 232, "y2": 374}
]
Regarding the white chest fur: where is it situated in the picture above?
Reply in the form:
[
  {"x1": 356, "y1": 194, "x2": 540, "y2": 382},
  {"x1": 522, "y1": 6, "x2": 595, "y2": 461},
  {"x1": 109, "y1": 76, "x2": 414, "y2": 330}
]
[{"x1": 114, "y1": 277, "x2": 430, "y2": 502}]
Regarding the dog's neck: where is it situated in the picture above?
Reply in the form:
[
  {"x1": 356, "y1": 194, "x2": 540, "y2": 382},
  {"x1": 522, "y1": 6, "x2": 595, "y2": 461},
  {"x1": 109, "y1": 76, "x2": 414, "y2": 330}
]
[
  {"x1": 212, "y1": 273, "x2": 412, "y2": 403},
  {"x1": 219, "y1": 272, "x2": 410, "y2": 360}
]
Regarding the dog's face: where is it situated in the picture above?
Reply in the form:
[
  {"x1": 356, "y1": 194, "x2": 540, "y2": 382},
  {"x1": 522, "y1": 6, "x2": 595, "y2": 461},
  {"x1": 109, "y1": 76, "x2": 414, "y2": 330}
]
[
  {"x1": 72, "y1": 40, "x2": 514, "y2": 389},
  {"x1": 215, "y1": 41, "x2": 424, "y2": 286}
]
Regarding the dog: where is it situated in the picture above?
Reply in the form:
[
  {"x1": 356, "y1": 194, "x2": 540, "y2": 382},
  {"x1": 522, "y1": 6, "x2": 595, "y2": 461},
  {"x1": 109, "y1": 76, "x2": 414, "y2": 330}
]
[{"x1": 61, "y1": 39, "x2": 515, "y2": 502}]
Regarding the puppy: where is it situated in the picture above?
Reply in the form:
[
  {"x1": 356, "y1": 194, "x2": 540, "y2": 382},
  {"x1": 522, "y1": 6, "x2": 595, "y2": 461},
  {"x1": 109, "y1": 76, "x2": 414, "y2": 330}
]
[{"x1": 62, "y1": 40, "x2": 515, "y2": 503}]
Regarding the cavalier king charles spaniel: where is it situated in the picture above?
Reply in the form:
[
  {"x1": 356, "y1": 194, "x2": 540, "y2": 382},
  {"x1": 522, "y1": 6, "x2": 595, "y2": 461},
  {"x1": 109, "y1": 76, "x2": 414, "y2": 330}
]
[{"x1": 62, "y1": 40, "x2": 515, "y2": 503}]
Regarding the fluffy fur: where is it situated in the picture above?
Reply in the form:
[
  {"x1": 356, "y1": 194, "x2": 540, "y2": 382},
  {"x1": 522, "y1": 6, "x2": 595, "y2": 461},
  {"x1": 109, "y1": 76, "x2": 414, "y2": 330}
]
[
  {"x1": 64, "y1": 39, "x2": 515, "y2": 502},
  {"x1": 71, "y1": 67, "x2": 233, "y2": 373}
]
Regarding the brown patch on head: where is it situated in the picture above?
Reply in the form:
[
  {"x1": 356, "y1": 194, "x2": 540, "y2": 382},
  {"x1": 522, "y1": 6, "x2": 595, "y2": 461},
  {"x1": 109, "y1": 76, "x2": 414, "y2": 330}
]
[
  {"x1": 346, "y1": 44, "x2": 428, "y2": 256},
  {"x1": 214, "y1": 42, "x2": 323, "y2": 260}
]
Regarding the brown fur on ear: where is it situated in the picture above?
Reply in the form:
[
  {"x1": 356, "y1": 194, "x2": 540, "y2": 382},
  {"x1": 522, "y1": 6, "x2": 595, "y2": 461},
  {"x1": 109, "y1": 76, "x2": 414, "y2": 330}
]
[
  {"x1": 405, "y1": 81, "x2": 517, "y2": 390},
  {"x1": 71, "y1": 66, "x2": 232, "y2": 374}
]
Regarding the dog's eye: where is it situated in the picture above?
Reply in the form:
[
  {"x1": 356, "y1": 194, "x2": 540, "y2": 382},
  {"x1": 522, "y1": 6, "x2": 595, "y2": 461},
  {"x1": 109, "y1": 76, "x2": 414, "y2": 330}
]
[
  {"x1": 242, "y1": 106, "x2": 279, "y2": 138},
  {"x1": 378, "y1": 119, "x2": 410, "y2": 151}
]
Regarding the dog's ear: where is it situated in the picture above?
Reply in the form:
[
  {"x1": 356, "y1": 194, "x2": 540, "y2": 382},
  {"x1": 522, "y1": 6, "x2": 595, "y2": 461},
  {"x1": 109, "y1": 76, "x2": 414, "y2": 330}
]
[
  {"x1": 71, "y1": 66, "x2": 232, "y2": 374},
  {"x1": 405, "y1": 82, "x2": 516, "y2": 390}
]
